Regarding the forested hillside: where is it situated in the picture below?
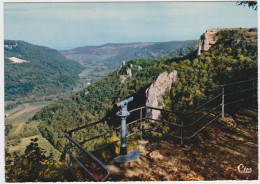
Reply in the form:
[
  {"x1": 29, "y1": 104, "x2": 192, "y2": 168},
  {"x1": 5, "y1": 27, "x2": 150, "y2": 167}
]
[
  {"x1": 59, "y1": 40, "x2": 198, "y2": 89},
  {"x1": 163, "y1": 28, "x2": 257, "y2": 112},
  {"x1": 60, "y1": 40, "x2": 198, "y2": 70},
  {"x1": 33, "y1": 28, "x2": 257, "y2": 154},
  {"x1": 4, "y1": 40, "x2": 84, "y2": 101}
]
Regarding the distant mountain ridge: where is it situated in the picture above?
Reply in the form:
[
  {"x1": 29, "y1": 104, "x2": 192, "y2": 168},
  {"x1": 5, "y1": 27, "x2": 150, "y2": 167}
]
[
  {"x1": 60, "y1": 40, "x2": 198, "y2": 69},
  {"x1": 4, "y1": 40, "x2": 84, "y2": 101}
]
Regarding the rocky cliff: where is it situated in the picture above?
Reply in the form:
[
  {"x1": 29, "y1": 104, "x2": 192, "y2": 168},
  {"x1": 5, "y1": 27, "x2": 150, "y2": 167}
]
[
  {"x1": 197, "y1": 28, "x2": 234, "y2": 55},
  {"x1": 118, "y1": 61, "x2": 142, "y2": 84},
  {"x1": 145, "y1": 71, "x2": 177, "y2": 120}
]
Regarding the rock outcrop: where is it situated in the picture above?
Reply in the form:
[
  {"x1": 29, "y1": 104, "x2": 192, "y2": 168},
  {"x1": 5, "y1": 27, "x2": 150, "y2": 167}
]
[
  {"x1": 8, "y1": 57, "x2": 29, "y2": 64},
  {"x1": 117, "y1": 60, "x2": 126, "y2": 73},
  {"x1": 197, "y1": 28, "x2": 234, "y2": 55},
  {"x1": 119, "y1": 75, "x2": 127, "y2": 83},
  {"x1": 118, "y1": 60, "x2": 132, "y2": 83},
  {"x1": 145, "y1": 71, "x2": 177, "y2": 120},
  {"x1": 126, "y1": 68, "x2": 132, "y2": 77},
  {"x1": 4, "y1": 43, "x2": 18, "y2": 49}
]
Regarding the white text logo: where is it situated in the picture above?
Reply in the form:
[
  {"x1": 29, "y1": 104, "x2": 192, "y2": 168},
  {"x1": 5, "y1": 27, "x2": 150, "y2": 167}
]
[{"x1": 237, "y1": 164, "x2": 252, "y2": 173}]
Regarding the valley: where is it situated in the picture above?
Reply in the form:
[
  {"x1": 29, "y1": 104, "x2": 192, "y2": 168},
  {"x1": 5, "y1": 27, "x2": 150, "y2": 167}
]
[
  {"x1": 61, "y1": 40, "x2": 198, "y2": 93},
  {"x1": 5, "y1": 101, "x2": 62, "y2": 159},
  {"x1": 70, "y1": 61, "x2": 115, "y2": 94},
  {"x1": 4, "y1": 39, "x2": 198, "y2": 159}
]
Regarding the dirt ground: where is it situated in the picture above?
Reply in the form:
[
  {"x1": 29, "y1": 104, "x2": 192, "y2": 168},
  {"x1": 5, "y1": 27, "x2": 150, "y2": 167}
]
[{"x1": 107, "y1": 107, "x2": 258, "y2": 181}]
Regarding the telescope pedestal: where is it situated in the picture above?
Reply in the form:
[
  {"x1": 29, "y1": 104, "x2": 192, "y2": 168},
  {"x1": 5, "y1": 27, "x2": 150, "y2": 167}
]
[
  {"x1": 114, "y1": 97, "x2": 140, "y2": 165},
  {"x1": 114, "y1": 149, "x2": 140, "y2": 164}
]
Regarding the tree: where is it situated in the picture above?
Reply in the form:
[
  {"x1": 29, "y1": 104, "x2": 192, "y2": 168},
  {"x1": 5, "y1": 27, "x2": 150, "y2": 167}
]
[
  {"x1": 237, "y1": 1, "x2": 257, "y2": 10},
  {"x1": 5, "y1": 138, "x2": 63, "y2": 182}
]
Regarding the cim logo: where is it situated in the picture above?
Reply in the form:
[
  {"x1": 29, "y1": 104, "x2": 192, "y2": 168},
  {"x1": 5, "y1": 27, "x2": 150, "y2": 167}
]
[{"x1": 237, "y1": 164, "x2": 252, "y2": 174}]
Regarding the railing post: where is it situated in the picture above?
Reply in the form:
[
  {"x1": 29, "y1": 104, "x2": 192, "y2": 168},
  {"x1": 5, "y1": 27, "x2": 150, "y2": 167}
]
[
  {"x1": 68, "y1": 132, "x2": 73, "y2": 167},
  {"x1": 181, "y1": 119, "x2": 183, "y2": 146},
  {"x1": 146, "y1": 107, "x2": 150, "y2": 124},
  {"x1": 222, "y1": 87, "x2": 225, "y2": 118},
  {"x1": 140, "y1": 107, "x2": 143, "y2": 140}
]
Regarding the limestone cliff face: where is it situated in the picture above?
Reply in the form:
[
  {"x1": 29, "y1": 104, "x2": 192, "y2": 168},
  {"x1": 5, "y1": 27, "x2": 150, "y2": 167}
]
[
  {"x1": 197, "y1": 28, "x2": 234, "y2": 55},
  {"x1": 126, "y1": 68, "x2": 132, "y2": 77},
  {"x1": 145, "y1": 71, "x2": 177, "y2": 120}
]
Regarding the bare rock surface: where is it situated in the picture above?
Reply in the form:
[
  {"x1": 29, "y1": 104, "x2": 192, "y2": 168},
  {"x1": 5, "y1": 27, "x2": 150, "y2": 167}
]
[
  {"x1": 197, "y1": 28, "x2": 235, "y2": 55},
  {"x1": 145, "y1": 71, "x2": 177, "y2": 120},
  {"x1": 126, "y1": 68, "x2": 132, "y2": 77},
  {"x1": 148, "y1": 150, "x2": 164, "y2": 161},
  {"x1": 107, "y1": 138, "x2": 203, "y2": 181},
  {"x1": 119, "y1": 75, "x2": 127, "y2": 83}
]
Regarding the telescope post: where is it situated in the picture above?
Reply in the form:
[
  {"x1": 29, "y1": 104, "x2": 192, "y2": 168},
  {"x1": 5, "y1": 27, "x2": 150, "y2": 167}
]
[{"x1": 114, "y1": 97, "x2": 140, "y2": 164}]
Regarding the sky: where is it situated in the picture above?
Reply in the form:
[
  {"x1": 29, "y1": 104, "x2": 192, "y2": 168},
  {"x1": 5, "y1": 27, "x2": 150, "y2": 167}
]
[{"x1": 4, "y1": 1, "x2": 258, "y2": 50}]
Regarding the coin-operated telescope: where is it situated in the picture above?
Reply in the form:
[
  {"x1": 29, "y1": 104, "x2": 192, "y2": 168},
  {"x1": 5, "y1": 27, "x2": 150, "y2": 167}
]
[
  {"x1": 116, "y1": 96, "x2": 133, "y2": 117},
  {"x1": 114, "y1": 97, "x2": 140, "y2": 164}
]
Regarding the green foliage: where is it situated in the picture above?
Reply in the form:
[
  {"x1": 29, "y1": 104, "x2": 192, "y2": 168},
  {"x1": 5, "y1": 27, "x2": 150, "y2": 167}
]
[
  {"x1": 237, "y1": 1, "x2": 257, "y2": 10},
  {"x1": 165, "y1": 28, "x2": 257, "y2": 112},
  {"x1": 4, "y1": 40, "x2": 84, "y2": 101},
  {"x1": 5, "y1": 124, "x2": 12, "y2": 136},
  {"x1": 169, "y1": 41, "x2": 198, "y2": 57},
  {"x1": 94, "y1": 133, "x2": 120, "y2": 161},
  {"x1": 5, "y1": 138, "x2": 64, "y2": 182}
]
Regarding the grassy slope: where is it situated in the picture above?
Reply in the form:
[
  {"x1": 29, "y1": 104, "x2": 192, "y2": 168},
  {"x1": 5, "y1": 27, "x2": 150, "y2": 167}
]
[{"x1": 5, "y1": 102, "x2": 61, "y2": 159}]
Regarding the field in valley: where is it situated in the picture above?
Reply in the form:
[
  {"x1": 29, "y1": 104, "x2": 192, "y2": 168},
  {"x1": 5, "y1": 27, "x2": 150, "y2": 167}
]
[
  {"x1": 71, "y1": 61, "x2": 116, "y2": 93},
  {"x1": 5, "y1": 101, "x2": 61, "y2": 159}
]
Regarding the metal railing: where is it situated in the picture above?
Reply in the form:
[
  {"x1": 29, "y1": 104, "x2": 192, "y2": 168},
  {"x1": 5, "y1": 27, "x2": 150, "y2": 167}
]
[
  {"x1": 64, "y1": 78, "x2": 257, "y2": 181},
  {"x1": 143, "y1": 78, "x2": 257, "y2": 144},
  {"x1": 64, "y1": 113, "x2": 142, "y2": 181},
  {"x1": 64, "y1": 117, "x2": 112, "y2": 182},
  {"x1": 220, "y1": 78, "x2": 257, "y2": 117}
]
